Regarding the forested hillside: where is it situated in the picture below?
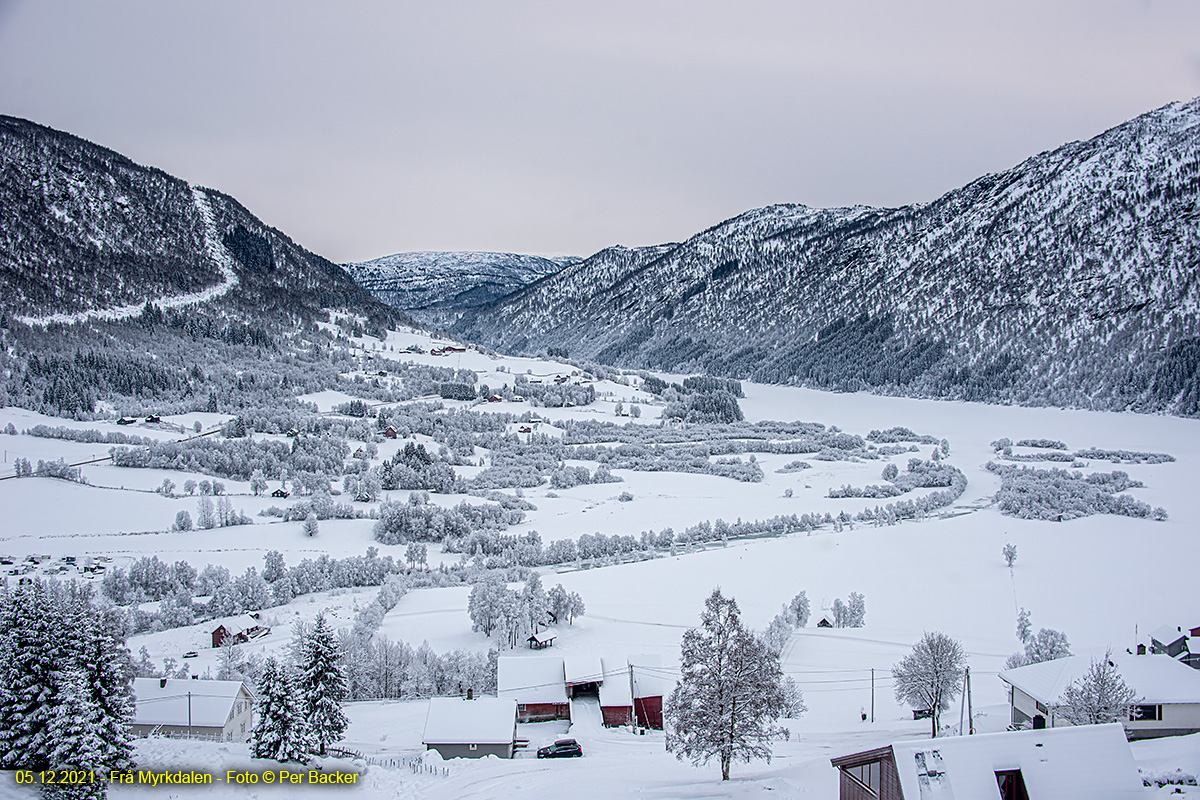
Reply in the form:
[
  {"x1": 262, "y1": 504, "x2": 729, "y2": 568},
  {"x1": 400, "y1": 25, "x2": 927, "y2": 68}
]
[{"x1": 454, "y1": 98, "x2": 1200, "y2": 415}]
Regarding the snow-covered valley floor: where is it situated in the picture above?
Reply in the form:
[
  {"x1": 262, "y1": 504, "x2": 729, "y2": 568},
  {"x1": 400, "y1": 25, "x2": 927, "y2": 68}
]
[{"x1": 2, "y1": 327, "x2": 1198, "y2": 797}]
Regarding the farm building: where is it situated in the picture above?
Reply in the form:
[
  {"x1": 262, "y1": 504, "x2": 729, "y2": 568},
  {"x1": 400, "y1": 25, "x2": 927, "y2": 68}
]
[
  {"x1": 271, "y1": 487, "x2": 289, "y2": 498},
  {"x1": 598, "y1": 656, "x2": 633, "y2": 727},
  {"x1": 497, "y1": 656, "x2": 570, "y2": 722},
  {"x1": 383, "y1": 426, "x2": 398, "y2": 439},
  {"x1": 421, "y1": 697, "x2": 517, "y2": 760},
  {"x1": 564, "y1": 655, "x2": 604, "y2": 698},
  {"x1": 999, "y1": 653, "x2": 1200, "y2": 739},
  {"x1": 131, "y1": 678, "x2": 255, "y2": 742},
  {"x1": 629, "y1": 654, "x2": 669, "y2": 730},
  {"x1": 830, "y1": 723, "x2": 1143, "y2": 800},
  {"x1": 210, "y1": 614, "x2": 268, "y2": 648}
]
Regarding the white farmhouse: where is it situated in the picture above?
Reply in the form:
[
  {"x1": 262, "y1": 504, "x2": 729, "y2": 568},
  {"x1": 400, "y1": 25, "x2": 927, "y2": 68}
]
[
  {"x1": 999, "y1": 653, "x2": 1200, "y2": 739},
  {"x1": 132, "y1": 677, "x2": 255, "y2": 742}
]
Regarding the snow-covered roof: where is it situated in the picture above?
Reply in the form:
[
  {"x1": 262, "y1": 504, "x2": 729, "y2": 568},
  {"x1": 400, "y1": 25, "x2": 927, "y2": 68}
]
[
  {"x1": 1149, "y1": 624, "x2": 1188, "y2": 646},
  {"x1": 1000, "y1": 654, "x2": 1200, "y2": 705},
  {"x1": 629, "y1": 654, "x2": 674, "y2": 699},
  {"x1": 598, "y1": 657, "x2": 632, "y2": 707},
  {"x1": 528, "y1": 629, "x2": 556, "y2": 645},
  {"x1": 133, "y1": 678, "x2": 249, "y2": 729},
  {"x1": 564, "y1": 655, "x2": 604, "y2": 686},
  {"x1": 211, "y1": 613, "x2": 261, "y2": 634},
  {"x1": 889, "y1": 724, "x2": 1143, "y2": 799},
  {"x1": 497, "y1": 656, "x2": 567, "y2": 704},
  {"x1": 422, "y1": 697, "x2": 516, "y2": 745}
]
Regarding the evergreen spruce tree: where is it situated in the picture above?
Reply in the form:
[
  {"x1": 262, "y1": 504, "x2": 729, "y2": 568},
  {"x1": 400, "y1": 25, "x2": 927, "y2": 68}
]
[
  {"x1": 251, "y1": 658, "x2": 313, "y2": 763},
  {"x1": 0, "y1": 582, "x2": 60, "y2": 769},
  {"x1": 77, "y1": 608, "x2": 135, "y2": 772},
  {"x1": 297, "y1": 615, "x2": 349, "y2": 756},
  {"x1": 41, "y1": 668, "x2": 107, "y2": 800},
  {"x1": 665, "y1": 588, "x2": 787, "y2": 781}
]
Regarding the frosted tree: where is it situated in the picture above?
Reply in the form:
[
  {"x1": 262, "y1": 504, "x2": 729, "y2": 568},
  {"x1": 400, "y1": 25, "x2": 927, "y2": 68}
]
[
  {"x1": 846, "y1": 592, "x2": 866, "y2": 627},
  {"x1": 786, "y1": 591, "x2": 810, "y2": 628},
  {"x1": 405, "y1": 542, "x2": 427, "y2": 570},
  {"x1": 1055, "y1": 651, "x2": 1138, "y2": 726},
  {"x1": 831, "y1": 597, "x2": 848, "y2": 628},
  {"x1": 763, "y1": 612, "x2": 793, "y2": 655},
  {"x1": 0, "y1": 581, "x2": 60, "y2": 769},
  {"x1": 251, "y1": 658, "x2": 313, "y2": 763},
  {"x1": 42, "y1": 668, "x2": 106, "y2": 800},
  {"x1": 172, "y1": 510, "x2": 193, "y2": 531},
  {"x1": 665, "y1": 588, "x2": 787, "y2": 781},
  {"x1": 1007, "y1": 627, "x2": 1072, "y2": 669},
  {"x1": 522, "y1": 573, "x2": 549, "y2": 632},
  {"x1": 296, "y1": 615, "x2": 349, "y2": 756},
  {"x1": 196, "y1": 496, "x2": 216, "y2": 530},
  {"x1": 467, "y1": 579, "x2": 506, "y2": 636},
  {"x1": 250, "y1": 470, "x2": 268, "y2": 497},
  {"x1": 1016, "y1": 608, "x2": 1032, "y2": 643},
  {"x1": 1003, "y1": 543, "x2": 1018, "y2": 568},
  {"x1": 76, "y1": 608, "x2": 135, "y2": 772},
  {"x1": 303, "y1": 512, "x2": 319, "y2": 538},
  {"x1": 892, "y1": 631, "x2": 966, "y2": 737}
]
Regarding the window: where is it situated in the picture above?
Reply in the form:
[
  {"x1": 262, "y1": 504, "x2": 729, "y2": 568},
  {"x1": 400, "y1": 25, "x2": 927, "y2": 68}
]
[
  {"x1": 518, "y1": 704, "x2": 526, "y2": 712},
  {"x1": 844, "y1": 761, "x2": 881, "y2": 795},
  {"x1": 1035, "y1": 700, "x2": 1048, "y2": 714},
  {"x1": 996, "y1": 770, "x2": 1029, "y2": 800},
  {"x1": 1132, "y1": 704, "x2": 1162, "y2": 721}
]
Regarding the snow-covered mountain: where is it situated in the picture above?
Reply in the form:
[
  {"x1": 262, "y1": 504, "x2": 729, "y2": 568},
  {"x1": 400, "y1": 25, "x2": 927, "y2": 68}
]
[
  {"x1": 345, "y1": 251, "x2": 578, "y2": 312},
  {"x1": 454, "y1": 98, "x2": 1200, "y2": 415},
  {"x1": 0, "y1": 115, "x2": 396, "y2": 326}
]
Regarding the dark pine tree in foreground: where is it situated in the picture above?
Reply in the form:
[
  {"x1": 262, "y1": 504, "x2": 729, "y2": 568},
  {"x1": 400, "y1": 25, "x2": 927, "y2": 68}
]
[
  {"x1": 297, "y1": 614, "x2": 349, "y2": 755},
  {"x1": 666, "y1": 588, "x2": 787, "y2": 781},
  {"x1": 252, "y1": 657, "x2": 313, "y2": 762}
]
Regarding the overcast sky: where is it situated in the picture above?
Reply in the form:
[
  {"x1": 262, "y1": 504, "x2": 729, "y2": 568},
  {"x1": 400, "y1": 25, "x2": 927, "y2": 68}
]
[{"x1": 1, "y1": 1, "x2": 1198, "y2": 263}]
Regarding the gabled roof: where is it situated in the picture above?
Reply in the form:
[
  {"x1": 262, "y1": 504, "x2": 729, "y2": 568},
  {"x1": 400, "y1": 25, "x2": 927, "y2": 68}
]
[
  {"x1": 497, "y1": 656, "x2": 567, "y2": 704},
  {"x1": 133, "y1": 678, "x2": 250, "y2": 729},
  {"x1": 999, "y1": 654, "x2": 1200, "y2": 705},
  {"x1": 889, "y1": 724, "x2": 1144, "y2": 799},
  {"x1": 210, "y1": 614, "x2": 261, "y2": 634},
  {"x1": 422, "y1": 697, "x2": 516, "y2": 745},
  {"x1": 598, "y1": 657, "x2": 632, "y2": 707},
  {"x1": 528, "y1": 629, "x2": 556, "y2": 645},
  {"x1": 1150, "y1": 624, "x2": 1188, "y2": 647},
  {"x1": 564, "y1": 655, "x2": 604, "y2": 686}
]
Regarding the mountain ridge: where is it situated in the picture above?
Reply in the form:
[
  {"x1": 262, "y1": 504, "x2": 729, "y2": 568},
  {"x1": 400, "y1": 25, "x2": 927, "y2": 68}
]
[{"x1": 454, "y1": 97, "x2": 1200, "y2": 415}]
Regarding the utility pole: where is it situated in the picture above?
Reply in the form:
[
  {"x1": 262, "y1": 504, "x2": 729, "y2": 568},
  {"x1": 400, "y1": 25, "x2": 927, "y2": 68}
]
[
  {"x1": 959, "y1": 670, "x2": 968, "y2": 735},
  {"x1": 188, "y1": 691, "x2": 193, "y2": 739},
  {"x1": 966, "y1": 667, "x2": 974, "y2": 735},
  {"x1": 629, "y1": 664, "x2": 639, "y2": 735},
  {"x1": 870, "y1": 669, "x2": 875, "y2": 723}
]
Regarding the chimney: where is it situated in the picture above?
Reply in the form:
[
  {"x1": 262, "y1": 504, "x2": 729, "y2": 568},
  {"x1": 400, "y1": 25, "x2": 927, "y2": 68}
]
[
  {"x1": 1137, "y1": 644, "x2": 1146, "y2": 655},
  {"x1": 467, "y1": 688, "x2": 474, "y2": 700},
  {"x1": 159, "y1": 678, "x2": 168, "y2": 688}
]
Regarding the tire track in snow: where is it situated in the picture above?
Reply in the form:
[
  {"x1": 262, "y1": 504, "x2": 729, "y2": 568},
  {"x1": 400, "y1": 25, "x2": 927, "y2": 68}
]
[{"x1": 16, "y1": 186, "x2": 239, "y2": 327}]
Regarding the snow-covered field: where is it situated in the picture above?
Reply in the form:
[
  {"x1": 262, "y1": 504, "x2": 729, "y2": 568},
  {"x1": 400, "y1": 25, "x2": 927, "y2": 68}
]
[{"x1": 2, "y1": 326, "x2": 1198, "y2": 797}]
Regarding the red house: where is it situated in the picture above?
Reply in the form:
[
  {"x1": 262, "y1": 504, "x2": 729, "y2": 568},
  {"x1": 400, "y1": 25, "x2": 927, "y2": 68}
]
[
  {"x1": 210, "y1": 614, "x2": 268, "y2": 648},
  {"x1": 383, "y1": 426, "x2": 398, "y2": 439}
]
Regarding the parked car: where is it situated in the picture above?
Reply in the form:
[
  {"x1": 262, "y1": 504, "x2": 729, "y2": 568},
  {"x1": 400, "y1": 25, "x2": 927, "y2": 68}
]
[
  {"x1": 537, "y1": 739, "x2": 583, "y2": 759},
  {"x1": 182, "y1": 651, "x2": 199, "y2": 659}
]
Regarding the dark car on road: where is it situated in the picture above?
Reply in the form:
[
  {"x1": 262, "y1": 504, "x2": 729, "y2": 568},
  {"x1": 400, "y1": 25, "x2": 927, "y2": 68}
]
[{"x1": 537, "y1": 738, "x2": 583, "y2": 758}]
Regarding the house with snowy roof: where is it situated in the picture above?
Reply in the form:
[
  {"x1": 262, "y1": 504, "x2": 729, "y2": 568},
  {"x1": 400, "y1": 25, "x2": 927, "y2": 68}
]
[
  {"x1": 999, "y1": 653, "x2": 1200, "y2": 739},
  {"x1": 210, "y1": 613, "x2": 268, "y2": 648},
  {"x1": 422, "y1": 697, "x2": 517, "y2": 760},
  {"x1": 1149, "y1": 624, "x2": 1200, "y2": 669},
  {"x1": 830, "y1": 723, "x2": 1144, "y2": 800},
  {"x1": 497, "y1": 655, "x2": 570, "y2": 722},
  {"x1": 131, "y1": 677, "x2": 254, "y2": 742}
]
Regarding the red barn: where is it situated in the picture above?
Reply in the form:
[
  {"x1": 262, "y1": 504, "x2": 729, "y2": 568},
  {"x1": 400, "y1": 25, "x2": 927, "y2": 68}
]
[{"x1": 498, "y1": 656, "x2": 569, "y2": 723}]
